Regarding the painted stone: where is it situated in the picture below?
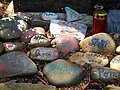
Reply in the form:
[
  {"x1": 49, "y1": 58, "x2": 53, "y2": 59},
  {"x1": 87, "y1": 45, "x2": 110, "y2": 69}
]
[
  {"x1": 116, "y1": 46, "x2": 120, "y2": 54},
  {"x1": 0, "y1": 83, "x2": 56, "y2": 90},
  {"x1": 43, "y1": 59, "x2": 83, "y2": 86},
  {"x1": 91, "y1": 67, "x2": 120, "y2": 83},
  {"x1": 0, "y1": 20, "x2": 22, "y2": 40},
  {"x1": 55, "y1": 36, "x2": 79, "y2": 54},
  {"x1": 30, "y1": 34, "x2": 51, "y2": 47},
  {"x1": 65, "y1": 6, "x2": 84, "y2": 22},
  {"x1": 3, "y1": 42, "x2": 26, "y2": 52},
  {"x1": 110, "y1": 55, "x2": 120, "y2": 71},
  {"x1": 29, "y1": 47, "x2": 59, "y2": 61},
  {"x1": 20, "y1": 28, "x2": 44, "y2": 43},
  {"x1": 0, "y1": 51, "x2": 37, "y2": 78},
  {"x1": 69, "y1": 52, "x2": 109, "y2": 67},
  {"x1": 50, "y1": 19, "x2": 87, "y2": 40},
  {"x1": 33, "y1": 27, "x2": 45, "y2": 35},
  {"x1": 42, "y1": 12, "x2": 58, "y2": 21},
  {"x1": 0, "y1": 42, "x2": 3, "y2": 54},
  {"x1": 80, "y1": 33, "x2": 116, "y2": 56}
]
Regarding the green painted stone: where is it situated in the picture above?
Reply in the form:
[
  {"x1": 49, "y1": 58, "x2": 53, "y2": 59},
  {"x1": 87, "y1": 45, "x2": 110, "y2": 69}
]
[
  {"x1": 29, "y1": 47, "x2": 59, "y2": 61},
  {"x1": 0, "y1": 51, "x2": 37, "y2": 78},
  {"x1": 43, "y1": 59, "x2": 83, "y2": 86},
  {"x1": 0, "y1": 83, "x2": 56, "y2": 90},
  {"x1": 91, "y1": 67, "x2": 120, "y2": 83}
]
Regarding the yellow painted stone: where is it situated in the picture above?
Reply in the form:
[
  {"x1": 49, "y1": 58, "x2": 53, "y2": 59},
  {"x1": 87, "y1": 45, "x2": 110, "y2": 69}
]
[
  {"x1": 110, "y1": 55, "x2": 120, "y2": 71},
  {"x1": 69, "y1": 52, "x2": 109, "y2": 67},
  {"x1": 80, "y1": 33, "x2": 116, "y2": 56},
  {"x1": 116, "y1": 46, "x2": 120, "y2": 54}
]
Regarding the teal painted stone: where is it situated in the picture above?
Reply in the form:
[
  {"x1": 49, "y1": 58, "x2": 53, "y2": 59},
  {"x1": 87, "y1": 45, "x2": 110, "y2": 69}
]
[
  {"x1": 91, "y1": 67, "x2": 120, "y2": 83},
  {"x1": 43, "y1": 59, "x2": 83, "y2": 86},
  {"x1": 29, "y1": 47, "x2": 59, "y2": 61},
  {"x1": 42, "y1": 12, "x2": 58, "y2": 20},
  {"x1": 0, "y1": 51, "x2": 37, "y2": 78},
  {"x1": 3, "y1": 42, "x2": 26, "y2": 52},
  {"x1": 65, "y1": 6, "x2": 84, "y2": 22},
  {"x1": 0, "y1": 21, "x2": 22, "y2": 40},
  {"x1": 30, "y1": 34, "x2": 51, "y2": 47}
]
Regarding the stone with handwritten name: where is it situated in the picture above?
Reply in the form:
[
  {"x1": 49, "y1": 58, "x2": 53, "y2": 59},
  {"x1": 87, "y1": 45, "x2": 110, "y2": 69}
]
[
  {"x1": 91, "y1": 67, "x2": 120, "y2": 83},
  {"x1": 42, "y1": 12, "x2": 58, "y2": 21},
  {"x1": 54, "y1": 36, "x2": 79, "y2": 54},
  {"x1": 80, "y1": 33, "x2": 116, "y2": 56},
  {"x1": 29, "y1": 47, "x2": 59, "y2": 61},
  {"x1": 3, "y1": 42, "x2": 26, "y2": 53},
  {"x1": 69, "y1": 52, "x2": 109, "y2": 67},
  {"x1": 43, "y1": 59, "x2": 83, "y2": 86},
  {"x1": 20, "y1": 27, "x2": 45, "y2": 43},
  {"x1": 30, "y1": 34, "x2": 51, "y2": 47},
  {"x1": 65, "y1": 6, "x2": 84, "y2": 22},
  {"x1": 0, "y1": 20, "x2": 22, "y2": 40},
  {"x1": 0, "y1": 51, "x2": 37, "y2": 78},
  {"x1": 110, "y1": 55, "x2": 120, "y2": 71},
  {"x1": 0, "y1": 42, "x2": 3, "y2": 54}
]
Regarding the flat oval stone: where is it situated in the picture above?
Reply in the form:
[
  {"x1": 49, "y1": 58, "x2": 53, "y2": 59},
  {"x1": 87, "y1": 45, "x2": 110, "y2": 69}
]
[
  {"x1": 20, "y1": 28, "x2": 44, "y2": 43},
  {"x1": 55, "y1": 36, "x2": 79, "y2": 54},
  {"x1": 0, "y1": 21, "x2": 22, "y2": 40},
  {"x1": 43, "y1": 59, "x2": 83, "y2": 86},
  {"x1": 0, "y1": 42, "x2": 3, "y2": 54},
  {"x1": 0, "y1": 51, "x2": 37, "y2": 78},
  {"x1": 91, "y1": 67, "x2": 120, "y2": 83},
  {"x1": 29, "y1": 47, "x2": 59, "y2": 61},
  {"x1": 3, "y1": 42, "x2": 26, "y2": 52},
  {"x1": 69, "y1": 52, "x2": 109, "y2": 67},
  {"x1": 42, "y1": 12, "x2": 58, "y2": 20},
  {"x1": 30, "y1": 34, "x2": 51, "y2": 47},
  {"x1": 110, "y1": 55, "x2": 120, "y2": 71},
  {"x1": 80, "y1": 33, "x2": 116, "y2": 56}
]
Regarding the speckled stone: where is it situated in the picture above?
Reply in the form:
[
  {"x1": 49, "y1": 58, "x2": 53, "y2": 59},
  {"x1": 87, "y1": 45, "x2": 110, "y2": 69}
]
[
  {"x1": 110, "y1": 55, "x2": 120, "y2": 71},
  {"x1": 55, "y1": 36, "x2": 80, "y2": 54},
  {"x1": 69, "y1": 52, "x2": 109, "y2": 67},
  {"x1": 30, "y1": 34, "x2": 51, "y2": 47},
  {"x1": 43, "y1": 59, "x2": 83, "y2": 86},
  {"x1": 29, "y1": 47, "x2": 59, "y2": 61},
  {"x1": 91, "y1": 67, "x2": 120, "y2": 83},
  {"x1": 0, "y1": 51, "x2": 37, "y2": 78},
  {"x1": 3, "y1": 42, "x2": 26, "y2": 52},
  {"x1": 0, "y1": 20, "x2": 22, "y2": 40},
  {"x1": 80, "y1": 33, "x2": 116, "y2": 56}
]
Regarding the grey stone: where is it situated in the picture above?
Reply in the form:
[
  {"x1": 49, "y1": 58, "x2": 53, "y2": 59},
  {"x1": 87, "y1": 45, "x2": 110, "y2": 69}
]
[
  {"x1": 0, "y1": 42, "x2": 4, "y2": 54},
  {"x1": 43, "y1": 59, "x2": 83, "y2": 86},
  {"x1": 29, "y1": 47, "x2": 59, "y2": 61},
  {"x1": 0, "y1": 83, "x2": 56, "y2": 90},
  {"x1": 0, "y1": 51, "x2": 37, "y2": 78},
  {"x1": 91, "y1": 66, "x2": 120, "y2": 83}
]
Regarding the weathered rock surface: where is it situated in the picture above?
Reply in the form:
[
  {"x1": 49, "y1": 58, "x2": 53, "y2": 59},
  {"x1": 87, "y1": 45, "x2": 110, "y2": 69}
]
[
  {"x1": 42, "y1": 12, "x2": 58, "y2": 20},
  {"x1": 110, "y1": 55, "x2": 120, "y2": 71},
  {"x1": 69, "y1": 52, "x2": 109, "y2": 67},
  {"x1": 0, "y1": 83, "x2": 56, "y2": 90},
  {"x1": 43, "y1": 59, "x2": 83, "y2": 86},
  {"x1": 91, "y1": 67, "x2": 120, "y2": 83},
  {"x1": 0, "y1": 51, "x2": 37, "y2": 78},
  {"x1": 29, "y1": 47, "x2": 59, "y2": 61},
  {"x1": 80, "y1": 33, "x2": 116, "y2": 56},
  {"x1": 3, "y1": 42, "x2": 26, "y2": 52},
  {"x1": 30, "y1": 34, "x2": 51, "y2": 47}
]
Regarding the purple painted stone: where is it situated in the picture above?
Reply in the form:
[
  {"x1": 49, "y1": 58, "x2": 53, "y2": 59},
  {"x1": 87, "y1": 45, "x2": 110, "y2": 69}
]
[
  {"x1": 55, "y1": 36, "x2": 80, "y2": 54},
  {"x1": 0, "y1": 51, "x2": 37, "y2": 78}
]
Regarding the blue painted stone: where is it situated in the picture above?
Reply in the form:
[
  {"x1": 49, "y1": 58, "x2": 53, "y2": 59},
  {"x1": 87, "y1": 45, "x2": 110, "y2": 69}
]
[
  {"x1": 0, "y1": 21, "x2": 22, "y2": 40},
  {"x1": 0, "y1": 51, "x2": 37, "y2": 78},
  {"x1": 65, "y1": 6, "x2": 84, "y2": 22},
  {"x1": 43, "y1": 59, "x2": 83, "y2": 86},
  {"x1": 42, "y1": 12, "x2": 58, "y2": 20}
]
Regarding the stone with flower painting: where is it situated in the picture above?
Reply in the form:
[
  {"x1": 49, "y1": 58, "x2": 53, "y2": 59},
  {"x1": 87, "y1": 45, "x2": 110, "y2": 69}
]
[
  {"x1": 79, "y1": 33, "x2": 116, "y2": 56},
  {"x1": 0, "y1": 51, "x2": 37, "y2": 78},
  {"x1": 43, "y1": 59, "x2": 83, "y2": 86}
]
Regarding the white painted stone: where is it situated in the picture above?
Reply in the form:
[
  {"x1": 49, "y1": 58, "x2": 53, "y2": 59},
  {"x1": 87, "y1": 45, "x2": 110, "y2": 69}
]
[
  {"x1": 65, "y1": 6, "x2": 84, "y2": 22},
  {"x1": 41, "y1": 12, "x2": 58, "y2": 20}
]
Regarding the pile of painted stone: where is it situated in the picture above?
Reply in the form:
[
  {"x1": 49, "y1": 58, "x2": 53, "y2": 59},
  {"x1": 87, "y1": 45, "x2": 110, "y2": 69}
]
[{"x1": 0, "y1": 7, "x2": 120, "y2": 90}]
